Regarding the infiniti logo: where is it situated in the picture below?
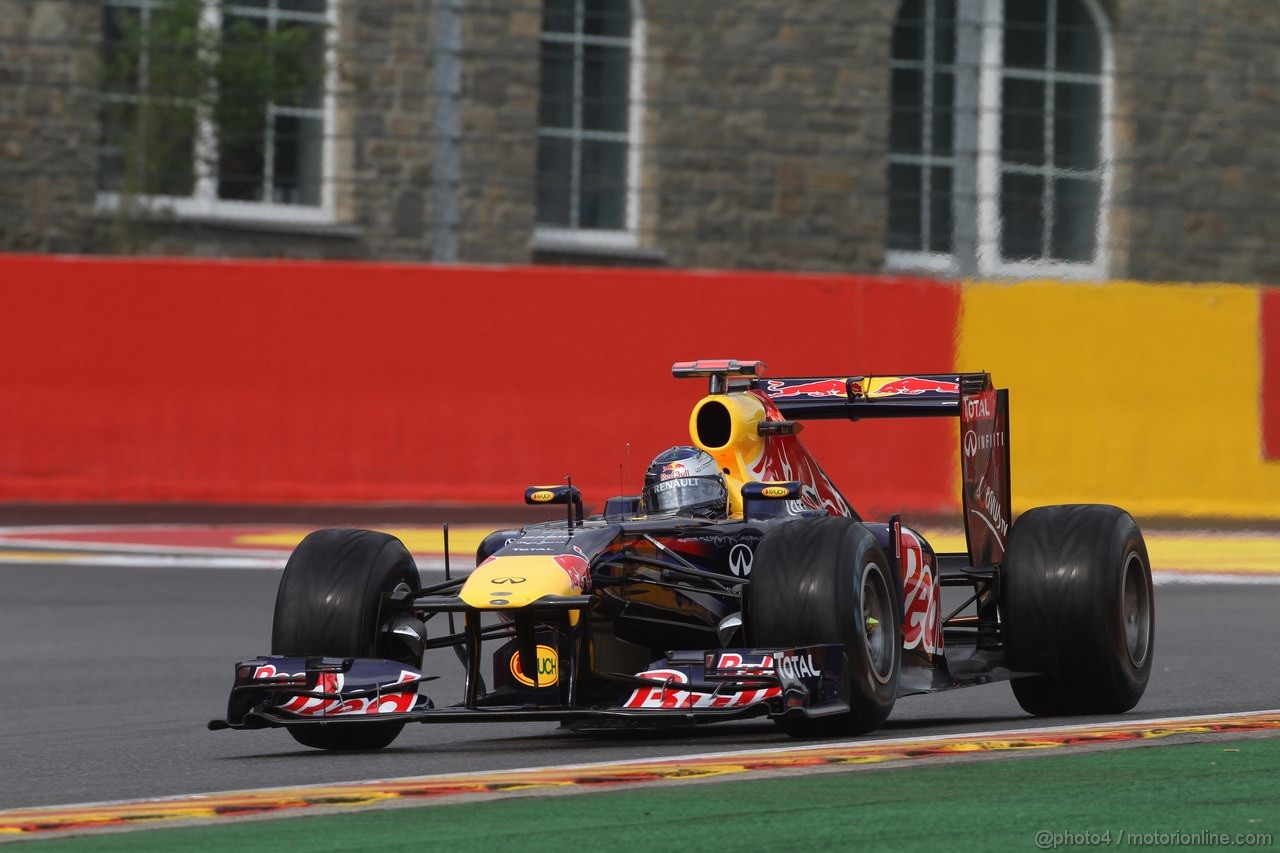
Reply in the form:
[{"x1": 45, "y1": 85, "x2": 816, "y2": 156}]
[
  {"x1": 491, "y1": 577, "x2": 526, "y2": 584},
  {"x1": 963, "y1": 430, "x2": 978, "y2": 458},
  {"x1": 729, "y1": 544, "x2": 753, "y2": 577}
]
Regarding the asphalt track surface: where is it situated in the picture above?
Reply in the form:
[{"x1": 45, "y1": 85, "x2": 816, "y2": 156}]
[{"x1": 2, "y1": 544, "x2": 1277, "y2": 813}]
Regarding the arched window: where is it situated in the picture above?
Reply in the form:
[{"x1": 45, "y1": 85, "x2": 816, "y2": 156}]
[
  {"x1": 536, "y1": 0, "x2": 643, "y2": 248},
  {"x1": 887, "y1": 0, "x2": 1111, "y2": 276},
  {"x1": 997, "y1": 0, "x2": 1106, "y2": 265},
  {"x1": 888, "y1": 0, "x2": 957, "y2": 256}
]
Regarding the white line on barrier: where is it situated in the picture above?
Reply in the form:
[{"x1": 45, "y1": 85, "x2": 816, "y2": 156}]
[
  {"x1": 0, "y1": 533, "x2": 287, "y2": 558},
  {"x1": 0, "y1": 549, "x2": 1264, "y2": 583},
  {"x1": 0, "y1": 552, "x2": 453, "y2": 572}
]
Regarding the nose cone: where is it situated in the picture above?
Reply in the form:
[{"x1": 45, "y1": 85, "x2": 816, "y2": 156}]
[{"x1": 458, "y1": 554, "x2": 589, "y2": 609}]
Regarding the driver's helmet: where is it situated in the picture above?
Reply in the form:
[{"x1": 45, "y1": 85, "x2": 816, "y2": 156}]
[{"x1": 641, "y1": 447, "x2": 728, "y2": 519}]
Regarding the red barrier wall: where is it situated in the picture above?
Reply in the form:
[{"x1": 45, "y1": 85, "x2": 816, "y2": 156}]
[
  {"x1": 1264, "y1": 288, "x2": 1280, "y2": 462},
  {"x1": 0, "y1": 255, "x2": 960, "y2": 517}
]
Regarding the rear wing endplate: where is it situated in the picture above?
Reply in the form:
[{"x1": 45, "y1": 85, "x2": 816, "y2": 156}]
[{"x1": 958, "y1": 386, "x2": 1010, "y2": 565}]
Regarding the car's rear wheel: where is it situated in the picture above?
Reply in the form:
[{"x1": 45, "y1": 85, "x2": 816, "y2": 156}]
[
  {"x1": 747, "y1": 517, "x2": 901, "y2": 737},
  {"x1": 1002, "y1": 504, "x2": 1155, "y2": 716},
  {"x1": 271, "y1": 528, "x2": 421, "y2": 750}
]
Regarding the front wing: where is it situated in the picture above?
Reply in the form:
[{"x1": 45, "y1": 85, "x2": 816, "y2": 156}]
[{"x1": 208, "y1": 645, "x2": 847, "y2": 732}]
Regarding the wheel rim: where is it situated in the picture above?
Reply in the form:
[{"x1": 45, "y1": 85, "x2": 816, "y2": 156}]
[
  {"x1": 1121, "y1": 552, "x2": 1152, "y2": 667},
  {"x1": 861, "y1": 562, "x2": 895, "y2": 685}
]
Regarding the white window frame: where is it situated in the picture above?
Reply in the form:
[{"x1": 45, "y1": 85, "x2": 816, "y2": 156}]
[
  {"x1": 886, "y1": 0, "x2": 957, "y2": 270},
  {"x1": 533, "y1": 0, "x2": 645, "y2": 254},
  {"x1": 96, "y1": 0, "x2": 338, "y2": 227},
  {"x1": 887, "y1": 0, "x2": 1113, "y2": 279}
]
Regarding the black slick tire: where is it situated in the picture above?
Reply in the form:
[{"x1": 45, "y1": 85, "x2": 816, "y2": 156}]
[
  {"x1": 1002, "y1": 504, "x2": 1155, "y2": 716},
  {"x1": 271, "y1": 528, "x2": 422, "y2": 750},
  {"x1": 747, "y1": 517, "x2": 901, "y2": 737}
]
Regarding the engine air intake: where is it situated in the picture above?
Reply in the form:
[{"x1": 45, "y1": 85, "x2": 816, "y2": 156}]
[{"x1": 695, "y1": 400, "x2": 733, "y2": 449}]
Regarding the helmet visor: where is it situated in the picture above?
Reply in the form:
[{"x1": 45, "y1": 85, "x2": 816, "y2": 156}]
[{"x1": 643, "y1": 477, "x2": 726, "y2": 515}]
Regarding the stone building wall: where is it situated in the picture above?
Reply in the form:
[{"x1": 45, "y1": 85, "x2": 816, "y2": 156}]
[
  {"x1": 640, "y1": 2, "x2": 895, "y2": 272},
  {"x1": 0, "y1": 0, "x2": 436, "y2": 261},
  {"x1": 0, "y1": 0, "x2": 1277, "y2": 283},
  {"x1": 454, "y1": 3, "x2": 541, "y2": 265},
  {"x1": 0, "y1": 0, "x2": 100, "y2": 254},
  {"x1": 339, "y1": 0, "x2": 436, "y2": 260},
  {"x1": 1111, "y1": 0, "x2": 1280, "y2": 284},
  {"x1": 127, "y1": 0, "x2": 437, "y2": 261}
]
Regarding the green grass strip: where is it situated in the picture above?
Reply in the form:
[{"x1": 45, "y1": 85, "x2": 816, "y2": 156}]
[{"x1": 31, "y1": 737, "x2": 1279, "y2": 852}]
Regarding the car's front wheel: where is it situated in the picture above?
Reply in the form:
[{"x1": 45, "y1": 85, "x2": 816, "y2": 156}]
[
  {"x1": 747, "y1": 517, "x2": 901, "y2": 737},
  {"x1": 271, "y1": 528, "x2": 421, "y2": 750}
]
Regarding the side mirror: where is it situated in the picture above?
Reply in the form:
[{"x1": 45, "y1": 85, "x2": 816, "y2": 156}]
[
  {"x1": 525, "y1": 484, "x2": 585, "y2": 525},
  {"x1": 740, "y1": 480, "x2": 801, "y2": 520}
]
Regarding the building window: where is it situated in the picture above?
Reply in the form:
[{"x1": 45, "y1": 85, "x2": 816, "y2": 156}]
[
  {"x1": 998, "y1": 0, "x2": 1105, "y2": 265},
  {"x1": 536, "y1": 0, "x2": 643, "y2": 248},
  {"x1": 887, "y1": 0, "x2": 1111, "y2": 277},
  {"x1": 99, "y1": 0, "x2": 334, "y2": 223},
  {"x1": 888, "y1": 0, "x2": 956, "y2": 256}
]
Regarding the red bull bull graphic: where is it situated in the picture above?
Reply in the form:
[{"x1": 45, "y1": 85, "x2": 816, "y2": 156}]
[
  {"x1": 764, "y1": 378, "x2": 853, "y2": 399},
  {"x1": 553, "y1": 553, "x2": 590, "y2": 590},
  {"x1": 746, "y1": 391, "x2": 854, "y2": 517},
  {"x1": 868, "y1": 376, "x2": 961, "y2": 397}
]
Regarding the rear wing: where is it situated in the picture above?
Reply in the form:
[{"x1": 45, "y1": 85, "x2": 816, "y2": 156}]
[
  {"x1": 754, "y1": 373, "x2": 983, "y2": 419},
  {"x1": 673, "y1": 360, "x2": 1011, "y2": 566}
]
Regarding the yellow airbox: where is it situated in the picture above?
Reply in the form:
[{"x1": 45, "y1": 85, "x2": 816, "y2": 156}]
[{"x1": 688, "y1": 392, "x2": 768, "y2": 516}]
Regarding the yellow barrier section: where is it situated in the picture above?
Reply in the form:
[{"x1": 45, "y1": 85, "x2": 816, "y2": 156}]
[
  {"x1": 235, "y1": 526, "x2": 495, "y2": 556},
  {"x1": 959, "y1": 280, "x2": 1280, "y2": 519}
]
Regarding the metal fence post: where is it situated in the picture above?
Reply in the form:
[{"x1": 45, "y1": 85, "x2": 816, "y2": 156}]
[
  {"x1": 431, "y1": 0, "x2": 463, "y2": 263},
  {"x1": 952, "y1": 0, "x2": 983, "y2": 278}
]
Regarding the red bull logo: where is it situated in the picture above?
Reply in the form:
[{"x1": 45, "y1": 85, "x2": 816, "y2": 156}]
[
  {"x1": 272, "y1": 670, "x2": 418, "y2": 716},
  {"x1": 765, "y1": 379, "x2": 849, "y2": 399},
  {"x1": 900, "y1": 530, "x2": 942, "y2": 655},
  {"x1": 871, "y1": 376, "x2": 960, "y2": 397},
  {"x1": 660, "y1": 462, "x2": 690, "y2": 481},
  {"x1": 622, "y1": 668, "x2": 781, "y2": 709}
]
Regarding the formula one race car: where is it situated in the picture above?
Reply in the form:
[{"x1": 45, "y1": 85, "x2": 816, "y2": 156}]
[{"x1": 210, "y1": 360, "x2": 1155, "y2": 750}]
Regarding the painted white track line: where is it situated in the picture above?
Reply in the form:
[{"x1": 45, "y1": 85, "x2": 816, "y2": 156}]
[
  {"x1": 0, "y1": 548, "x2": 1266, "y2": 583},
  {"x1": 5, "y1": 708, "x2": 1277, "y2": 818}
]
